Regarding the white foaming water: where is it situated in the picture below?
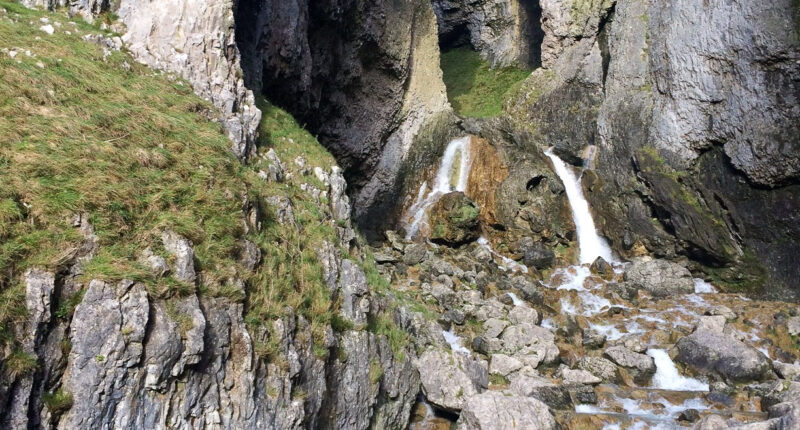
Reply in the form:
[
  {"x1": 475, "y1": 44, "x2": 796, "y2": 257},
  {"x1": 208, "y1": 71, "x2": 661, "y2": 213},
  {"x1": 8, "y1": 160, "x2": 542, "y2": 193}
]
[
  {"x1": 693, "y1": 278, "x2": 717, "y2": 294},
  {"x1": 549, "y1": 265, "x2": 592, "y2": 291},
  {"x1": 507, "y1": 292, "x2": 525, "y2": 306},
  {"x1": 544, "y1": 148, "x2": 614, "y2": 264},
  {"x1": 647, "y1": 349, "x2": 709, "y2": 391},
  {"x1": 442, "y1": 327, "x2": 471, "y2": 356},
  {"x1": 477, "y1": 237, "x2": 529, "y2": 273},
  {"x1": 405, "y1": 137, "x2": 473, "y2": 240}
]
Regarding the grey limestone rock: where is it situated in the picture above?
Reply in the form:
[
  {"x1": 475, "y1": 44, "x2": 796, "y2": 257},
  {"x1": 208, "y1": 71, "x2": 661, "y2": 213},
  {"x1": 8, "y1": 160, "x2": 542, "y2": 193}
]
[
  {"x1": 456, "y1": 390, "x2": 557, "y2": 430},
  {"x1": 675, "y1": 328, "x2": 773, "y2": 382}
]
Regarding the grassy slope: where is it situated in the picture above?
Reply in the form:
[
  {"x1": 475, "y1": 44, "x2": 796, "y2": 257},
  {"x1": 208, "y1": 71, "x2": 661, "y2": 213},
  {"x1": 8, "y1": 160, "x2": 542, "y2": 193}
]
[
  {"x1": 0, "y1": 2, "x2": 346, "y2": 357},
  {"x1": 440, "y1": 47, "x2": 530, "y2": 118}
]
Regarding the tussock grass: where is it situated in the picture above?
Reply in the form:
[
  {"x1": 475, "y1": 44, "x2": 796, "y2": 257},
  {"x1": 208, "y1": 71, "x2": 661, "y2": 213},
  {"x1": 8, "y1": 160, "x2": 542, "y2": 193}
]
[{"x1": 440, "y1": 47, "x2": 530, "y2": 118}]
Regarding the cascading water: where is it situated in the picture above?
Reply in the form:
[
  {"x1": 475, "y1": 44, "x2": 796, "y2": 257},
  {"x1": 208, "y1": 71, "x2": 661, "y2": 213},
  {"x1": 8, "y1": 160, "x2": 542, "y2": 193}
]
[
  {"x1": 404, "y1": 136, "x2": 472, "y2": 240},
  {"x1": 544, "y1": 148, "x2": 614, "y2": 264}
]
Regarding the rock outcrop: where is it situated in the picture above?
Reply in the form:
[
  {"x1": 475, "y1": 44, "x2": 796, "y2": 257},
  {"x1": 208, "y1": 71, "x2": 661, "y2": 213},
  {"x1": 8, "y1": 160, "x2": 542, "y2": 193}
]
[
  {"x1": 431, "y1": 0, "x2": 544, "y2": 67},
  {"x1": 234, "y1": 0, "x2": 456, "y2": 236},
  {"x1": 505, "y1": 0, "x2": 800, "y2": 298}
]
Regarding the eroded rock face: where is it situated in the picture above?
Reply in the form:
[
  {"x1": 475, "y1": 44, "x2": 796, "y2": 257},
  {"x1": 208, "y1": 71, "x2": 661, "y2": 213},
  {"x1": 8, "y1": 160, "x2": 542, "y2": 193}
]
[
  {"x1": 675, "y1": 328, "x2": 773, "y2": 382},
  {"x1": 429, "y1": 192, "x2": 481, "y2": 245},
  {"x1": 506, "y1": 0, "x2": 800, "y2": 298},
  {"x1": 235, "y1": 0, "x2": 454, "y2": 236},
  {"x1": 623, "y1": 259, "x2": 695, "y2": 298},
  {"x1": 431, "y1": 0, "x2": 544, "y2": 67},
  {"x1": 112, "y1": 0, "x2": 260, "y2": 159},
  {"x1": 456, "y1": 390, "x2": 557, "y2": 430}
]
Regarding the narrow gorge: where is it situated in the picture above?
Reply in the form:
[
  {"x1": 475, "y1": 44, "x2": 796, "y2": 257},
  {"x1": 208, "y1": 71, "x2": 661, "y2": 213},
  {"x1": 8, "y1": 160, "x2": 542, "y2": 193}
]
[{"x1": 0, "y1": 0, "x2": 798, "y2": 429}]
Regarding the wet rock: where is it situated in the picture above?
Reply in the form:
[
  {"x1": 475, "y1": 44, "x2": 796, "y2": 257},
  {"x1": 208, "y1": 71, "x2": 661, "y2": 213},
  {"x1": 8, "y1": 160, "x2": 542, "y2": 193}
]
[
  {"x1": 572, "y1": 385, "x2": 597, "y2": 404},
  {"x1": 509, "y1": 374, "x2": 572, "y2": 409},
  {"x1": 456, "y1": 390, "x2": 557, "y2": 430},
  {"x1": 590, "y1": 257, "x2": 614, "y2": 279},
  {"x1": 403, "y1": 243, "x2": 428, "y2": 265},
  {"x1": 521, "y1": 241, "x2": 556, "y2": 270},
  {"x1": 675, "y1": 328, "x2": 773, "y2": 382},
  {"x1": 416, "y1": 349, "x2": 488, "y2": 412},
  {"x1": 161, "y1": 230, "x2": 196, "y2": 284},
  {"x1": 603, "y1": 346, "x2": 656, "y2": 385},
  {"x1": 429, "y1": 192, "x2": 480, "y2": 245},
  {"x1": 623, "y1": 259, "x2": 695, "y2": 298},
  {"x1": 678, "y1": 409, "x2": 701, "y2": 423}
]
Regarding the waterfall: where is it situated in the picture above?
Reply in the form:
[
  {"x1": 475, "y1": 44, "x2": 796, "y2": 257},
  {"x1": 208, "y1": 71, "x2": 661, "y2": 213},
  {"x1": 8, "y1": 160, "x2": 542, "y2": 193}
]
[
  {"x1": 647, "y1": 349, "x2": 709, "y2": 391},
  {"x1": 404, "y1": 136, "x2": 473, "y2": 240},
  {"x1": 544, "y1": 148, "x2": 614, "y2": 264}
]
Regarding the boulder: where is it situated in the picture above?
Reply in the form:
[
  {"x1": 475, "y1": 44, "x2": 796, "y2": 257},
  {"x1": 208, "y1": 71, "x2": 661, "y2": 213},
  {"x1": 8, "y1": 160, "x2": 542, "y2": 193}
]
[
  {"x1": 521, "y1": 242, "x2": 556, "y2": 270},
  {"x1": 416, "y1": 349, "x2": 488, "y2": 412},
  {"x1": 457, "y1": 391, "x2": 557, "y2": 430},
  {"x1": 787, "y1": 316, "x2": 800, "y2": 337},
  {"x1": 578, "y1": 357, "x2": 618, "y2": 382},
  {"x1": 429, "y1": 192, "x2": 480, "y2": 245},
  {"x1": 675, "y1": 328, "x2": 773, "y2": 382},
  {"x1": 590, "y1": 257, "x2": 615, "y2": 279},
  {"x1": 603, "y1": 346, "x2": 656, "y2": 385},
  {"x1": 623, "y1": 259, "x2": 694, "y2": 298},
  {"x1": 403, "y1": 243, "x2": 428, "y2": 266},
  {"x1": 509, "y1": 374, "x2": 572, "y2": 409}
]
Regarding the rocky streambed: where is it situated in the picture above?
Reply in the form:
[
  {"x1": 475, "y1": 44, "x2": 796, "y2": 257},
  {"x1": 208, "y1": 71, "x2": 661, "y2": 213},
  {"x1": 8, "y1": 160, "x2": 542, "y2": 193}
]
[{"x1": 371, "y1": 236, "x2": 800, "y2": 430}]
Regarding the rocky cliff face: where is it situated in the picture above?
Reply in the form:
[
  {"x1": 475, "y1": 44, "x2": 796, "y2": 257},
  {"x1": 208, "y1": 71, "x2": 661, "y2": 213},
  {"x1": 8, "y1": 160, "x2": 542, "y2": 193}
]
[
  {"x1": 233, "y1": 0, "x2": 456, "y2": 236},
  {"x1": 431, "y1": 0, "x2": 544, "y2": 68},
  {"x1": 506, "y1": 0, "x2": 800, "y2": 298}
]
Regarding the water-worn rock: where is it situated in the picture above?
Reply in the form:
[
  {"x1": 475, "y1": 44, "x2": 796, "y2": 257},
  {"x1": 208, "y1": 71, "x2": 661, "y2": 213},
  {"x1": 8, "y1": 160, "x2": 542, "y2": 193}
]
[
  {"x1": 509, "y1": 374, "x2": 572, "y2": 409},
  {"x1": 578, "y1": 357, "x2": 618, "y2": 382},
  {"x1": 416, "y1": 349, "x2": 488, "y2": 412},
  {"x1": 675, "y1": 328, "x2": 773, "y2": 382},
  {"x1": 456, "y1": 390, "x2": 557, "y2": 430},
  {"x1": 603, "y1": 346, "x2": 656, "y2": 385},
  {"x1": 623, "y1": 259, "x2": 694, "y2": 298}
]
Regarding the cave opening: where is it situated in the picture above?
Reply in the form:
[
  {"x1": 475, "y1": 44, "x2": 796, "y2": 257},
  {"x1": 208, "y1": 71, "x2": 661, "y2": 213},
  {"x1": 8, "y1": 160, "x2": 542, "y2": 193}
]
[
  {"x1": 439, "y1": 22, "x2": 473, "y2": 51},
  {"x1": 520, "y1": 0, "x2": 545, "y2": 69}
]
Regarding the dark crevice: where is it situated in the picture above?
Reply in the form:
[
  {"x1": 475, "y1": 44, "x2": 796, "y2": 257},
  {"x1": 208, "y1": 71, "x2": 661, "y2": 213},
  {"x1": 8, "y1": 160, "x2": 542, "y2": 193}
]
[
  {"x1": 526, "y1": 175, "x2": 545, "y2": 191},
  {"x1": 597, "y1": 2, "x2": 616, "y2": 92},
  {"x1": 439, "y1": 22, "x2": 472, "y2": 50},
  {"x1": 520, "y1": 0, "x2": 544, "y2": 68}
]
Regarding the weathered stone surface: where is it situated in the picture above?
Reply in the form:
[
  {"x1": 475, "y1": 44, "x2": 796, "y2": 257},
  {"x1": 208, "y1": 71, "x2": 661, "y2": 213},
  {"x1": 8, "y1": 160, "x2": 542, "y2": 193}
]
[
  {"x1": 101, "y1": 0, "x2": 261, "y2": 159},
  {"x1": 403, "y1": 243, "x2": 429, "y2": 266},
  {"x1": 338, "y1": 260, "x2": 371, "y2": 325},
  {"x1": 429, "y1": 192, "x2": 480, "y2": 245},
  {"x1": 161, "y1": 230, "x2": 196, "y2": 284},
  {"x1": 623, "y1": 259, "x2": 694, "y2": 298},
  {"x1": 432, "y1": 0, "x2": 543, "y2": 67},
  {"x1": 456, "y1": 390, "x2": 557, "y2": 430},
  {"x1": 603, "y1": 346, "x2": 655, "y2": 385},
  {"x1": 416, "y1": 349, "x2": 487, "y2": 412},
  {"x1": 675, "y1": 328, "x2": 773, "y2": 382},
  {"x1": 509, "y1": 374, "x2": 572, "y2": 409}
]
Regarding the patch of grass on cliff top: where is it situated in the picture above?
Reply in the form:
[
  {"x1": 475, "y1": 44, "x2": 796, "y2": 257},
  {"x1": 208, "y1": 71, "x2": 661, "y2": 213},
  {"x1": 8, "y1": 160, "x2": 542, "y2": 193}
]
[
  {"x1": 440, "y1": 47, "x2": 530, "y2": 118},
  {"x1": 0, "y1": 2, "x2": 249, "y2": 313}
]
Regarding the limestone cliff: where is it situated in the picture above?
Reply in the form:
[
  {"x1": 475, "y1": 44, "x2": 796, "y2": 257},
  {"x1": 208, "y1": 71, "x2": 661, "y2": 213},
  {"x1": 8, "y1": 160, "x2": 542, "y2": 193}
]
[{"x1": 505, "y1": 0, "x2": 800, "y2": 298}]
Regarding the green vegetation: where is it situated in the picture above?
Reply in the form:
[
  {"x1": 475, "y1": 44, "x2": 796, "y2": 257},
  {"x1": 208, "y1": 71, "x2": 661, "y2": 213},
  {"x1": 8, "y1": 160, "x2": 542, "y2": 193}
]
[
  {"x1": 489, "y1": 374, "x2": 510, "y2": 386},
  {"x1": 43, "y1": 389, "x2": 74, "y2": 415},
  {"x1": 369, "y1": 358, "x2": 383, "y2": 384},
  {"x1": 5, "y1": 349, "x2": 38, "y2": 378},
  {"x1": 440, "y1": 47, "x2": 530, "y2": 118},
  {"x1": 0, "y1": 3, "x2": 415, "y2": 366}
]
